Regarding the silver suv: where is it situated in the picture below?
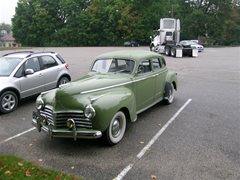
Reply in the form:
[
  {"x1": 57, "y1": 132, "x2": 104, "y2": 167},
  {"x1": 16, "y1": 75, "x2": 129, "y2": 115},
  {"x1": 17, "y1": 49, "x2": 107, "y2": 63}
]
[{"x1": 0, "y1": 51, "x2": 71, "y2": 113}]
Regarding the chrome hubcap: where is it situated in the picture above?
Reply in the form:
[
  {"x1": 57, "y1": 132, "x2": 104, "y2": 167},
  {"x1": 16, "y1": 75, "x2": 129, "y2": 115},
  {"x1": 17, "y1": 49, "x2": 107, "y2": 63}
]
[
  {"x1": 2, "y1": 94, "x2": 15, "y2": 111},
  {"x1": 60, "y1": 78, "x2": 68, "y2": 85},
  {"x1": 112, "y1": 119, "x2": 121, "y2": 137},
  {"x1": 168, "y1": 87, "x2": 174, "y2": 102}
]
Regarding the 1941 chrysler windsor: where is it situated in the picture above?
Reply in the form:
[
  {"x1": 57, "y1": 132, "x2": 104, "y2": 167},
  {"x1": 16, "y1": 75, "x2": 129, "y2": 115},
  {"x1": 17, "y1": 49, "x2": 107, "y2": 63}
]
[{"x1": 32, "y1": 50, "x2": 177, "y2": 145}]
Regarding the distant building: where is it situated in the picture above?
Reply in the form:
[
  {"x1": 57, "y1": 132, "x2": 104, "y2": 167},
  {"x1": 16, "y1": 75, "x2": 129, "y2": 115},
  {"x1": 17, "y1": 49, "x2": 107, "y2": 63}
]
[{"x1": 0, "y1": 33, "x2": 21, "y2": 48}]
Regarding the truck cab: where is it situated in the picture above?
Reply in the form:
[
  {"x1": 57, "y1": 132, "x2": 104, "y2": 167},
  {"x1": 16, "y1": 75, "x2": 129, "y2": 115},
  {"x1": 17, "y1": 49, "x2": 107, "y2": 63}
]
[{"x1": 150, "y1": 18, "x2": 198, "y2": 57}]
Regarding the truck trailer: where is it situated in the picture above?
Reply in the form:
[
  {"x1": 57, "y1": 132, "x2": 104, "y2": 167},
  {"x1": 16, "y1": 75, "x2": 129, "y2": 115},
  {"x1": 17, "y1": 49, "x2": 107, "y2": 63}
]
[{"x1": 150, "y1": 18, "x2": 198, "y2": 57}]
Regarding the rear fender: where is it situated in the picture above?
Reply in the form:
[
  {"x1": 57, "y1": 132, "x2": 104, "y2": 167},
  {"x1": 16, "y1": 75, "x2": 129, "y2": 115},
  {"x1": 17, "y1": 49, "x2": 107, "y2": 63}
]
[{"x1": 165, "y1": 70, "x2": 177, "y2": 90}]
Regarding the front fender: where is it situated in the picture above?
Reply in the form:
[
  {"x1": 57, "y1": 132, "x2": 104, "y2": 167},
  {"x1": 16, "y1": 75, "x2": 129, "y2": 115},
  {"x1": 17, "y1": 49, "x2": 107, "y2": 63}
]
[
  {"x1": 166, "y1": 70, "x2": 178, "y2": 90},
  {"x1": 91, "y1": 87, "x2": 136, "y2": 132}
]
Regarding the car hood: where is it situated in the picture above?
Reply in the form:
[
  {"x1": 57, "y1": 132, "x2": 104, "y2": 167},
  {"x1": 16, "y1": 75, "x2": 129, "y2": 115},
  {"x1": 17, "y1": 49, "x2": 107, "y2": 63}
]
[
  {"x1": 41, "y1": 73, "x2": 132, "y2": 109},
  {"x1": 60, "y1": 73, "x2": 131, "y2": 95}
]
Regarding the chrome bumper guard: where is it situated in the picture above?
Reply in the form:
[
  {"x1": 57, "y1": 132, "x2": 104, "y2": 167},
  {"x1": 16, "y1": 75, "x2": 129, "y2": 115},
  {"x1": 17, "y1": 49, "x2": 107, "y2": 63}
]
[{"x1": 32, "y1": 111, "x2": 102, "y2": 141}]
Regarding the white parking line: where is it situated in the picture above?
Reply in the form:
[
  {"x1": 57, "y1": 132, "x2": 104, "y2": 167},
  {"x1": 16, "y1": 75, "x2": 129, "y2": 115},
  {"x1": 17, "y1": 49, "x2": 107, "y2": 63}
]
[
  {"x1": 115, "y1": 164, "x2": 134, "y2": 180},
  {"x1": 114, "y1": 99, "x2": 192, "y2": 180},
  {"x1": 0, "y1": 127, "x2": 36, "y2": 145}
]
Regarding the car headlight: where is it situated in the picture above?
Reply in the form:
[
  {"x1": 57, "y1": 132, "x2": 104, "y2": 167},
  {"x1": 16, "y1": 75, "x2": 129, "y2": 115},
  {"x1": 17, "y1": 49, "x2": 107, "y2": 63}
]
[
  {"x1": 36, "y1": 96, "x2": 44, "y2": 110},
  {"x1": 84, "y1": 104, "x2": 96, "y2": 119}
]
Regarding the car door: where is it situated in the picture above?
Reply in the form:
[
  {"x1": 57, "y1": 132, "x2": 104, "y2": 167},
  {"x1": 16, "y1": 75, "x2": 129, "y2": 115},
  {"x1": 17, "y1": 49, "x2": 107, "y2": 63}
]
[
  {"x1": 39, "y1": 55, "x2": 60, "y2": 90},
  {"x1": 152, "y1": 57, "x2": 167, "y2": 101},
  {"x1": 16, "y1": 57, "x2": 45, "y2": 98},
  {"x1": 133, "y1": 59, "x2": 155, "y2": 112}
]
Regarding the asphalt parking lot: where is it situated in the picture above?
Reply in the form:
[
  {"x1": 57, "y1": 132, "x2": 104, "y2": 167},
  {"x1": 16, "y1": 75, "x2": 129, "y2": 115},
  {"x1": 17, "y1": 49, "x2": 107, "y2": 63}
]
[{"x1": 0, "y1": 47, "x2": 240, "y2": 180}]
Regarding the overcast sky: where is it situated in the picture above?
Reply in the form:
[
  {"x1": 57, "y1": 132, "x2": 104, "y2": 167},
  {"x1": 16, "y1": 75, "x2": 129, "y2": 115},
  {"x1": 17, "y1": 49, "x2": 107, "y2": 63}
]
[{"x1": 0, "y1": 0, "x2": 18, "y2": 24}]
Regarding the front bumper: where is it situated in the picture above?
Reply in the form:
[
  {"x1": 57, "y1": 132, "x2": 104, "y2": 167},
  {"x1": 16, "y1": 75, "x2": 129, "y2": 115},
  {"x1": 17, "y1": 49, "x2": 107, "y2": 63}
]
[{"x1": 32, "y1": 111, "x2": 102, "y2": 141}]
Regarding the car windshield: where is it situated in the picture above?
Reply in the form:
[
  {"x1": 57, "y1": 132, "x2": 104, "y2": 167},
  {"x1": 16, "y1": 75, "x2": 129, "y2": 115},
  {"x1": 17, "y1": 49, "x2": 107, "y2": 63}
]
[
  {"x1": 91, "y1": 58, "x2": 135, "y2": 74},
  {"x1": 0, "y1": 57, "x2": 22, "y2": 76},
  {"x1": 189, "y1": 41, "x2": 197, "y2": 45}
]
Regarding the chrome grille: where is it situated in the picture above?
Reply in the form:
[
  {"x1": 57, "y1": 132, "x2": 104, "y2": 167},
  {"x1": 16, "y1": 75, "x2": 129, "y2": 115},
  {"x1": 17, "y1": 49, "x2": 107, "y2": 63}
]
[
  {"x1": 40, "y1": 107, "x2": 92, "y2": 129},
  {"x1": 40, "y1": 106, "x2": 54, "y2": 125},
  {"x1": 55, "y1": 112, "x2": 92, "y2": 129}
]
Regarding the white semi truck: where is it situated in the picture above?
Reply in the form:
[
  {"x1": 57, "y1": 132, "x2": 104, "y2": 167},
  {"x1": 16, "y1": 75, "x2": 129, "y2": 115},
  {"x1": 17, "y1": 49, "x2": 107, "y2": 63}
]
[{"x1": 150, "y1": 18, "x2": 198, "y2": 57}]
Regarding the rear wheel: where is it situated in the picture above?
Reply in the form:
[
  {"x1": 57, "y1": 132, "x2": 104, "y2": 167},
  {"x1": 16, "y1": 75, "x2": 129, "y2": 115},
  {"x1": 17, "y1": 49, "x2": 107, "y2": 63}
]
[
  {"x1": 171, "y1": 48, "x2": 176, "y2": 57},
  {"x1": 0, "y1": 91, "x2": 18, "y2": 114},
  {"x1": 164, "y1": 83, "x2": 174, "y2": 105},
  {"x1": 105, "y1": 111, "x2": 126, "y2": 145},
  {"x1": 57, "y1": 76, "x2": 70, "y2": 87}
]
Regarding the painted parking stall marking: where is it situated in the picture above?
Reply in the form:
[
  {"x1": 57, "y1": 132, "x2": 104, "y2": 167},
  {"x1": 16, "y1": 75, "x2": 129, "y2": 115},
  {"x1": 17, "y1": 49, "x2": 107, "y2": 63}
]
[
  {"x1": 115, "y1": 99, "x2": 192, "y2": 180},
  {"x1": 0, "y1": 127, "x2": 36, "y2": 145}
]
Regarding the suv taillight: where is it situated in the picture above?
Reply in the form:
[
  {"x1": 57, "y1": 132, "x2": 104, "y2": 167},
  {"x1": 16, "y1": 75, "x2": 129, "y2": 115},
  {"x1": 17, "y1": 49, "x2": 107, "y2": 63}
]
[{"x1": 65, "y1": 63, "x2": 69, "y2": 69}]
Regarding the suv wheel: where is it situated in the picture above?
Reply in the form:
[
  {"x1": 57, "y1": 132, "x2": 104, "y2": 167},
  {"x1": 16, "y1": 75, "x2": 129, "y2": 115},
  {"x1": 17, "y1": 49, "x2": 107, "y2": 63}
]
[
  {"x1": 0, "y1": 91, "x2": 18, "y2": 113},
  {"x1": 57, "y1": 76, "x2": 70, "y2": 87}
]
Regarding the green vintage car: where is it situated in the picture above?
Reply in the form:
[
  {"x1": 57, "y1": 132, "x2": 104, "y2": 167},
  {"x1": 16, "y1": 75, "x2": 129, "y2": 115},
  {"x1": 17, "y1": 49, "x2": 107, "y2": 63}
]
[{"x1": 32, "y1": 50, "x2": 177, "y2": 145}]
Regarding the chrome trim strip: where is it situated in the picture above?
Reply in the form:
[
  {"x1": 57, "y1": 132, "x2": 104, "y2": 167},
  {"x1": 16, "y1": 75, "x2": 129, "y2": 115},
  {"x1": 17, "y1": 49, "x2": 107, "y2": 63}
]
[
  {"x1": 55, "y1": 110, "x2": 84, "y2": 114},
  {"x1": 136, "y1": 97, "x2": 163, "y2": 114},
  {"x1": 80, "y1": 81, "x2": 131, "y2": 94}
]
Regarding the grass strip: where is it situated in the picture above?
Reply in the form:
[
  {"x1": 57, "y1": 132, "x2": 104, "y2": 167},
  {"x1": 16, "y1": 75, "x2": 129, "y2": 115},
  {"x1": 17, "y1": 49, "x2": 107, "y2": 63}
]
[{"x1": 0, "y1": 155, "x2": 81, "y2": 179}]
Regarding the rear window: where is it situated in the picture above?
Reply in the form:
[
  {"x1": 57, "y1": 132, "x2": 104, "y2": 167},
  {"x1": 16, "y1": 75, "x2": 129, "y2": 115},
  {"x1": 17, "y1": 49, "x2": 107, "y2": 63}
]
[{"x1": 56, "y1": 54, "x2": 66, "y2": 64}]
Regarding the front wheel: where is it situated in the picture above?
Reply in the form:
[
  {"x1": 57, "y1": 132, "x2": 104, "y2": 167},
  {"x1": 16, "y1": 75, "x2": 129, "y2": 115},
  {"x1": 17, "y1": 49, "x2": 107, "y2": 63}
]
[
  {"x1": 0, "y1": 91, "x2": 18, "y2": 114},
  {"x1": 150, "y1": 44, "x2": 154, "y2": 51},
  {"x1": 164, "y1": 83, "x2": 175, "y2": 105},
  {"x1": 105, "y1": 111, "x2": 126, "y2": 145}
]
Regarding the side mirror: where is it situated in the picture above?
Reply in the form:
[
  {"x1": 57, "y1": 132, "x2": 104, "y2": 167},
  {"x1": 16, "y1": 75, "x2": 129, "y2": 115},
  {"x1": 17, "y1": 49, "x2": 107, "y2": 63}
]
[
  {"x1": 150, "y1": 36, "x2": 152, "y2": 40},
  {"x1": 25, "y1": 69, "x2": 34, "y2": 75}
]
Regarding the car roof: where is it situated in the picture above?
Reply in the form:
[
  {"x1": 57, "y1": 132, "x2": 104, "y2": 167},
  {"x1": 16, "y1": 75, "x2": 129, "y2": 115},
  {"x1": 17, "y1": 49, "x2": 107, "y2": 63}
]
[
  {"x1": 96, "y1": 50, "x2": 161, "y2": 62},
  {"x1": 3, "y1": 51, "x2": 57, "y2": 59},
  {"x1": 3, "y1": 52, "x2": 32, "y2": 58}
]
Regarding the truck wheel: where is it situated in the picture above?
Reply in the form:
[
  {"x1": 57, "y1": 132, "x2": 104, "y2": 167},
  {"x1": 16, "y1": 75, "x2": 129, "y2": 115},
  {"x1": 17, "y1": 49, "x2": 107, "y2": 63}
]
[
  {"x1": 0, "y1": 91, "x2": 18, "y2": 114},
  {"x1": 165, "y1": 47, "x2": 171, "y2": 56},
  {"x1": 171, "y1": 48, "x2": 176, "y2": 57},
  {"x1": 164, "y1": 83, "x2": 174, "y2": 105},
  {"x1": 105, "y1": 111, "x2": 126, "y2": 146},
  {"x1": 150, "y1": 44, "x2": 154, "y2": 51}
]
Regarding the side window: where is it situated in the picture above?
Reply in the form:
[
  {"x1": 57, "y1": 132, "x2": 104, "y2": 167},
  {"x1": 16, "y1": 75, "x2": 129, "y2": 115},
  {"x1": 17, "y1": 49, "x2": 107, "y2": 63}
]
[
  {"x1": 25, "y1": 57, "x2": 40, "y2": 72},
  {"x1": 159, "y1": 57, "x2": 166, "y2": 68},
  {"x1": 14, "y1": 64, "x2": 24, "y2": 78},
  {"x1": 152, "y1": 58, "x2": 161, "y2": 70},
  {"x1": 138, "y1": 60, "x2": 151, "y2": 74},
  {"x1": 40, "y1": 56, "x2": 58, "y2": 69}
]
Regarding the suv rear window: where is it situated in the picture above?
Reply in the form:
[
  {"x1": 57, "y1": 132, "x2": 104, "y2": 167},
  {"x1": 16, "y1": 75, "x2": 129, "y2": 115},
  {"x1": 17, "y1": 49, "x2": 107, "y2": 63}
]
[{"x1": 56, "y1": 55, "x2": 66, "y2": 64}]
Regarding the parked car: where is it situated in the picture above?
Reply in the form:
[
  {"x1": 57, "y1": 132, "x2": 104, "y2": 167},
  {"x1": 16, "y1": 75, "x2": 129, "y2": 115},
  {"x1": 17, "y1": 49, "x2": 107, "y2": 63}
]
[
  {"x1": 190, "y1": 39, "x2": 202, "y2": 45},
  {"x1": 179, "y1": 40, "x2": 204, "y2": 52},
  {"x1": 124, "y1": 40, "x2": 140, "y2": 47},
  {"x1": 32, "y1": 50, "x2": 177, "y2": 145},
  {"x1": 0, "y1": 51, "x2": 71, "y2": 114}
]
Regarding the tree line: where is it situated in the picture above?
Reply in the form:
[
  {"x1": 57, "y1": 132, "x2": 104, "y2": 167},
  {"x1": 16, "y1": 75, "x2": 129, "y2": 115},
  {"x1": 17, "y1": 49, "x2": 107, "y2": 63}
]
[{"x1": 11, "y1": 0, "x2": 240, "y2": 47}]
